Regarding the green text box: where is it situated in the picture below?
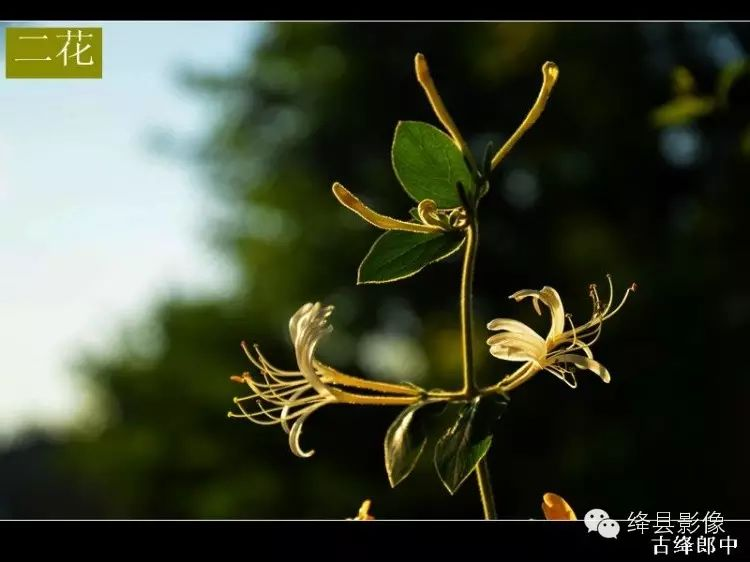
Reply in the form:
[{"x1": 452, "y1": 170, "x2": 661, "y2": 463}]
[{"x1": 6, "y1": 27, "x2": 102, "y2": 79}]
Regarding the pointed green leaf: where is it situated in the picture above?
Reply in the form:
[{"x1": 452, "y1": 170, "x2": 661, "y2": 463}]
[
  {"x1": 392, "y1": 121, "x2": 473, "y2": 208},
  {"x1": 384, "y1": 401, "x2": 447, "y2": 487},
  {"x1": 433, "y1": 394, "x2": 509, "y2": 495},
  {"x1": 358, "y1": 230, "x2": 464, "y2": 284}
]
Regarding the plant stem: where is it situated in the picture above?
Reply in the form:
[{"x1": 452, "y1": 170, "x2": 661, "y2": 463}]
[
  {"x1": 459, "y1": 216, "x2": 497, "y2": 519},
  {"x1": 476, "y1": 457, "x2": 498, "y2": 519},
  {"x1": 459, "y1": 222, "x2": 478, "y2": 395}
]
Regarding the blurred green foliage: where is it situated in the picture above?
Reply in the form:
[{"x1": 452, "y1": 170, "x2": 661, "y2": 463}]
[
  {"x1": 21, "y1": 22, "x2": 750, "y2": 518},
  {"x1": 653, "y1": 59, "x2": 750, "y2": 155}
]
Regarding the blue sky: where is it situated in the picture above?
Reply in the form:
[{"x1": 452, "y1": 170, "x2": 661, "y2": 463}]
[{"x1": 0, "y1": 22, "x2": 262, "y2": 441}]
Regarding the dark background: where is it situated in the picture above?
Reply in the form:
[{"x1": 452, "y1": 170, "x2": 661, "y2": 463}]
[{"x1": 2, "y1": 22, "x2": 750, "y2": 520}]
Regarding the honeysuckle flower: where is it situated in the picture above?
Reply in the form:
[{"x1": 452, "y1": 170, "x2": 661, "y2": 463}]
[
  {"x1": 228, "y1": 302, "x2": 423, "y2": 458},
  {"x1": 487, "y1": 276, "x2": 636, "y2": 391},
  {"x1": 542, "y1": 493, "x2": 577, "y2": 520}
]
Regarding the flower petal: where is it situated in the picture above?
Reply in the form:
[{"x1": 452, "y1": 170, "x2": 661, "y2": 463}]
[
  {"x1": 486, "y1": 318, "x2": 542, "y2": 339},
  {"x1": 280, "y1": 386, "x2": 311, "y2": 434},
  {"x1": 289, "y1": 302, "x2": 314, "y2": 343},
  {"x1": 487, "y1": 332, "x2": 546, "y2": 355},
  {"x1": 288, "y1": 401, "x2": 329, "y2": 458},
  {"x1": 510, "y1": 286, "x2": 565, "y2": 342},
  {"x1": 289, "y1": 302, "x2": 335, "y2": 396},
  {"x1": 552, "y1": 353, "x2": 611, "y2": 383},
  {"x1": 488, "y1": 330, "x2": 545, "y2": 352},
  {"x1": 539, "y1": 287, "x2": 565, "y2": 342},
  {"x1": 489, "y1": 344, "x2": 542, "y2": 364},
  {"x1": 509, "y1": 289, "x2": 543, "y2": 315}
]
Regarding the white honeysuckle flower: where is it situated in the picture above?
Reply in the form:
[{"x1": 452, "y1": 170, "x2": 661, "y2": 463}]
[
  {"x1": 229, "y1": 302, "x2": 423, "y2": 458},
  {"x1": 487, "y1": 276, "x2": 636, "y2": 390}
]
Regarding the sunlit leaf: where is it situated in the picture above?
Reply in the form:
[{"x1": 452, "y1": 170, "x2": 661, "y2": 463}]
[
  {"x1": 384, "y1": 401, "x2": 447, "y2": 487},
  {"x1": 392, "y1": 121, "x2": 473, "y2": 208},
  {"x1": 358, "y1": 230, "x2": 464, "y2": 284},
  {"x1": 433, "y1": 394, "x2": 509, "y2": 495}
]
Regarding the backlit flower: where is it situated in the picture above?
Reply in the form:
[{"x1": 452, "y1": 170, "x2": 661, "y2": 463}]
[
  {"x1": 229, "y1": 302, "x2": 423, "y2": 457},
  {"x1": 487, "y1": 276, "x2": 636, "y2": 391}
]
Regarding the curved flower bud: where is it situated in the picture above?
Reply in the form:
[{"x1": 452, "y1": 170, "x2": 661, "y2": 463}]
[
  {"x1": 491, "y1": 61, "x2": 559, "y2": 170},
  {"x1": 332, "y1": 183, "x2": 444, "y2": 234}
]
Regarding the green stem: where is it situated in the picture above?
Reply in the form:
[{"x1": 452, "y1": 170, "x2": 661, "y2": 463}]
[
  {"x1": 476, "y1": 457, "x2": 498, "y2": 519},
  {"x1": 459, "y1": 216, "x2": 497, "y2": 520},
  {"x1": 459, "y1": 222, "x2": 478, "y2": 395}
]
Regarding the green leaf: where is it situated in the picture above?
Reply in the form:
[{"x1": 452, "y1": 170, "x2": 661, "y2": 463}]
[
  {"x1": 384, "y1": 401, "x2": 447, "y2": 488},
  {"x1": 433, "y1": 394, "x2": 509, "y2": 495},
  {"x1": 392, "y1": 121, "x2": 473, "y2": 208},
  {"x1": 358, "y1": 230, "x2": 464, "y2": 284}
]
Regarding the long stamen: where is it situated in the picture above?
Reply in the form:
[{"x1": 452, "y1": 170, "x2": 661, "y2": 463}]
[
  {"x1": 254, "y1": 366, "x2": 308, "y2": 400},
  {"x1": 249, "y1": 386, "x2": 303, "y2": 404},
  {"x1": 563, "y1": 313, "x2": 579, "y2": 351},
  {"x1": 546, "y1": 364, "x2": 577, "y2": 388},
  {"x1": 227, "y1": 411, "x2": 282, "y2": 426},
  {"x1": 246, "y1": 387, "x2": 319, "y2": 408},
  {"x1": 581, "y1": 322, "x2": 603, "y2": 347},
  {"x1": 563, "y1": 316, "x2": 604, "y2": 348},
  {"x1": 230, "y1": 397, "x2": 284, "y2": 425},
  {"x1": 255, "y1": 398, "x2": 299, "y2": 421},
  {"x1": 491, "y1": 61, "x2": 559, "y2": 170},
  {"x1": 603, "y1": 274, "x2": 615, "y2": 316},
  {"x1": 242, "y1": 341, "x2": 291, "y2": 377},
  {"x1": 603, "y1": 283, "x2": 637, "y2": 321},
  {"x1": 589, "y1": 283, "x2": 602, "y2": 315},
  {"x1": 251, "y1": 344, "x2": 300, "y2": 377},
  {"x1": 243, "y1": 376, "x2": 306, "y2": 393},
  {"x1": 238, "y1": 395, "x2": 327, "y2": 425},
  {"x1": 259, "y1": 368, "x2": 299, "y2": 387},
  {"x1": 560, "y1": 281, "x2": 610, "y2": 339},
  {"x1": 242, "y1": 372, "x2": 297, "y2": 402}
]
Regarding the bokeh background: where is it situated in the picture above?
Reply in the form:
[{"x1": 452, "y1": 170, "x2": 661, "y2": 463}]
[{"x1": 1, "y1": 22, "x2": 750, "y2": 519}]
